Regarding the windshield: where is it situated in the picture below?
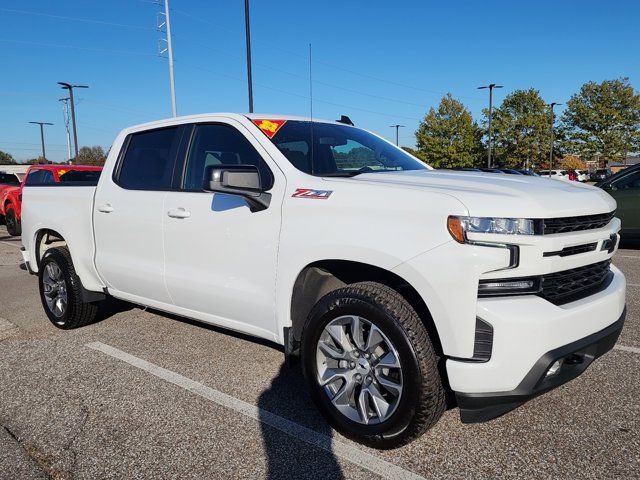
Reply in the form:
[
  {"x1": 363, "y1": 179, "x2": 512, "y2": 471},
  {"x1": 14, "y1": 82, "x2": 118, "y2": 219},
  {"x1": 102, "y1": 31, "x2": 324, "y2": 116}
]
[{"x1": 265, "y1": 121, "x2": 427, "y2": 177}]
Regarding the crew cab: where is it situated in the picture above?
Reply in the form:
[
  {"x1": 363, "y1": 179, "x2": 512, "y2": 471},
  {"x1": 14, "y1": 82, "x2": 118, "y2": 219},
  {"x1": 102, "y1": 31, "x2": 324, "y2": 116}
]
[
  {"x1": 20, "y1": 114, "x2": 626, "y2": 448},
  {"x1": 1, "y1": 164, "x2": 102, "y2": 236}
]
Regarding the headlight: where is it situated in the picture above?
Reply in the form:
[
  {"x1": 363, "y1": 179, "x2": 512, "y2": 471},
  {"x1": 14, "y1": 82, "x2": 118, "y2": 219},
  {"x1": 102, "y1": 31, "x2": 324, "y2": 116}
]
[{"x1": 448, "y1": 216, "x2": 538, "y2": 243}]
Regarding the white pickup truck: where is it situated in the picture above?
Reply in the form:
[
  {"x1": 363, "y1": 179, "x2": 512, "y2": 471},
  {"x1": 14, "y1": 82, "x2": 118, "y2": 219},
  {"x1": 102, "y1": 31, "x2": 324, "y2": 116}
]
[{"x1": 21, "y1": 113, "x2": 626, "y2": 448}]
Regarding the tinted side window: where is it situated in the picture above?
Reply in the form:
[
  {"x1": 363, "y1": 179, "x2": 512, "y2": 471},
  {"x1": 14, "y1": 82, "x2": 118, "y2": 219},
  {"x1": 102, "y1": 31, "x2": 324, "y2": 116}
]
[
  {"x1": 25, "y1": 170, "x2": 45, "y2": 186},
  {"x1": 613, "y1": 170, "x2": 640, "y2": 190},
  {"x1": 41, "y1": 170, "x2": 55, "y2": 184},
  {"x1": 183, "y1": 124, "x2": 273, "y2": 191},
  {"x1": 0, "y1": 173, "x2": 19, "y2": 185},
  {"x1": 117, "y1": 127, "x2": 180, "y2": 190}
]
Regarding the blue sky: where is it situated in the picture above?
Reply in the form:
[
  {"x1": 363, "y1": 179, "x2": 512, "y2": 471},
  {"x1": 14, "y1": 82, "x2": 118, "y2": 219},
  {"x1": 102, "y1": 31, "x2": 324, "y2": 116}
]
[{"x1": 1, "y1": 0, "x2": 638, "y2": 163}]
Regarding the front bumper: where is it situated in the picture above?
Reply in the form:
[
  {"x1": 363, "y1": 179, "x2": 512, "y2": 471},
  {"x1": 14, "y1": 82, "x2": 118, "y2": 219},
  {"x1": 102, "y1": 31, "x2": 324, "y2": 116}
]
[{"x1": 456, "y1": 308, "x2": 625, "y2": 423}]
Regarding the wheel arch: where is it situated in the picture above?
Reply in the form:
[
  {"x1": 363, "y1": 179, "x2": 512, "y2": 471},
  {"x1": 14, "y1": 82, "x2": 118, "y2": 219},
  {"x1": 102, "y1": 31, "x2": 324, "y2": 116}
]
[
  {"x1": 289, "y1": 260, "x2": 444, "y2": 358},
  {"x1": 34, "y1": 228, "x2": 67, "y2": 269}
]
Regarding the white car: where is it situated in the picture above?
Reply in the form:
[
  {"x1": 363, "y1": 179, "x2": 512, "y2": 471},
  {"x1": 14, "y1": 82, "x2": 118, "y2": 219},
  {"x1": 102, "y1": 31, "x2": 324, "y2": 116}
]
[
  {"x1": 538, "y1": 169, "x2": 572, "y2": 181},
  {"x1": 21, "y1": 114, "x2": 626, "y2": 448},
  {"x1": 577, "y1": 169, "x2": 590, "y2": 182}
]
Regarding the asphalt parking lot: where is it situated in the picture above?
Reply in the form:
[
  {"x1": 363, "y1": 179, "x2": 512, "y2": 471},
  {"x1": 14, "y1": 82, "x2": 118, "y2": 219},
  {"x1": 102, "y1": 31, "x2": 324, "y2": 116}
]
[{"x1": 0, "y1": 225, "x2": 638, "y2": 480}]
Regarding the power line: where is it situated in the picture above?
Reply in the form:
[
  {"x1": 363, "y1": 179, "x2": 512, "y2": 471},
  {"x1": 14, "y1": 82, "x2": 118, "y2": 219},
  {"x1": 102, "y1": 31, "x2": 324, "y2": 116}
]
[
  {"x1": 171, "y1": 7, "x2": 480, "y2": 102},
  {"x1": 0, "y1": 8, "x2": 155, "y2": 31},
  {"x1": 180, "y1": 62, "x2": 421, "y2": 121},
  {"x1": 0, "y1": 38, "x2": 158, "y2": 57}
]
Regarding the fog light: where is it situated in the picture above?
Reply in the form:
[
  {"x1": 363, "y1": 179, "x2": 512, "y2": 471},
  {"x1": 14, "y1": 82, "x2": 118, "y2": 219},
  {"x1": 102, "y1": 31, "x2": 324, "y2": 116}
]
[
  {"x1": 545, "y1": 360, "x2": 563, "y2": 377},
  {"x1": 477, "y1": 278, "x2": 541, "y2": 296}
]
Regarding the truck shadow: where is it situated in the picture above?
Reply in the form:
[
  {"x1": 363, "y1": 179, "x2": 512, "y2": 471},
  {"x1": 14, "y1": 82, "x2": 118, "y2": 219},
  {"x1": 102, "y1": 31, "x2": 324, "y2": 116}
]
[
  {"x1": 151, "y1": 312, "x2": 344, "y2": 479},
  {"x1": 257, "y1": 363, "x2": 344, "y2": 480}
]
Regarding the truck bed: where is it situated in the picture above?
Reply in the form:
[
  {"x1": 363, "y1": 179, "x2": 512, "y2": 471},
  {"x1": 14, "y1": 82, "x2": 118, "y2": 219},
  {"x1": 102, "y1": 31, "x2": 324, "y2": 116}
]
[{"x1": 21, "y1": 185, "x2": 105, "y2": 292}]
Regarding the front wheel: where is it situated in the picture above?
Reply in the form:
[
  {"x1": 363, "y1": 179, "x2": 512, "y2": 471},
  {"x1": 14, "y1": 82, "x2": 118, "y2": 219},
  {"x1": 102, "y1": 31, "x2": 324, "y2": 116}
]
[
  {"x1": 302, "y1": 281, "x2": 445, "y2": 449},
  {"x1": 5, "y1": 205, "x2": 21, "y2": 236}
]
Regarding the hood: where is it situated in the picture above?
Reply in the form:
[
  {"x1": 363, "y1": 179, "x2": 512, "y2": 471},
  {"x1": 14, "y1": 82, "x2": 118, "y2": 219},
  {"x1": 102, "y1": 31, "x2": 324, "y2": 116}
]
[{"x1": 352, "y1": 170, "x2": 616, "y2": 218}]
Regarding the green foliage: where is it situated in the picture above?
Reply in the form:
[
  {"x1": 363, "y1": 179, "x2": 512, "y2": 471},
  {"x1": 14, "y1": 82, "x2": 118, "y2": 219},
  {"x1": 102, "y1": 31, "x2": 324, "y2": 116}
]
[
  {"x1": 0, "y1": 150, "x2": 16, "y2": 165},
  {"x1": 488, "y1": 88, "x2": 551, "y2": 169},
  {"x1": 415, "y1": 94, "x2": 484, "y2": 168},
  {"x1": 74, "y1": 146, "x2": 107, "y2": 166},
  {"x1": 559, "y1": 78, "x2": 640, "y2": 165},
  {"x1": 333, "y1": 146, "x2": 377, "y2": 169}
]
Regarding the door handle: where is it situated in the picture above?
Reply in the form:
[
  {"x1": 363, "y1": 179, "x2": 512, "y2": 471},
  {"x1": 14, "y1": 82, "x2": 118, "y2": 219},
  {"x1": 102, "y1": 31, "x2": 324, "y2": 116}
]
[
  {"x1": 167, "y1": 207, "x2": 191, "y2": 219},
  {"x1": 97, "y1": 204, "x2": 114, "y2": 213}
]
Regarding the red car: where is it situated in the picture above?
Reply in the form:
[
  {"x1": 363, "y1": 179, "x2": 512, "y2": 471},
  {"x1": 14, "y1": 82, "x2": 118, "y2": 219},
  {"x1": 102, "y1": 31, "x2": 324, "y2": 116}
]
[{"x1": 0, "y1": 164, "x2": 102, "y2": 236}]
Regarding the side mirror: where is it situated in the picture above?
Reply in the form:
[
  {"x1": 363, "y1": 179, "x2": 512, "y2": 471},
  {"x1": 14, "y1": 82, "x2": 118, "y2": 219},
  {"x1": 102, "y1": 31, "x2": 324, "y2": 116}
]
[{"x1": 203, "y1": 164, "x2": 271, "y2": 212}]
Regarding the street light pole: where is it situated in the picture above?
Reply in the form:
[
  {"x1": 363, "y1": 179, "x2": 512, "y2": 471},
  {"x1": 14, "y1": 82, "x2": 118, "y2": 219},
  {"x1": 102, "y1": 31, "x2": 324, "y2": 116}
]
[
  {"x1": 28, "y1": 121, "x2": 53, "y2": 163},
  {"x1": 58, "y1": 82, "x2": 88, "y2": 160},
  {"x1": 389, "y1": 125, "x2": 405, "y2": 146},
  {"x1": 548, "y1": 102, "x2": 563, "y2": 173},
  {"x1": 244, "y1": 0, "x2": 254, "y2": 113},
  {"x1": 164, "y1": 0, "x2": 177, "y2": 117},
  {"x1": 59, "y1": 98, "x2": 72, "y2": 162},
  {"x1": 478, "y1": 83, "x2": 503, "y2": 168}
]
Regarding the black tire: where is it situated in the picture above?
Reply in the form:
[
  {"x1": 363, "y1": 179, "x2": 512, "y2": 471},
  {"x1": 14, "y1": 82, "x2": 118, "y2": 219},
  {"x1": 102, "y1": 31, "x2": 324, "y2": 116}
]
[
  {"x1": 38, "y1": 247, "x2": 99, "y2": 329},
  {"x1": 301, "y1": 281, "x2": 446, "y2": 449},
  {"x1": 5, "y1": 205, "x2": 21, "y2": 237}
]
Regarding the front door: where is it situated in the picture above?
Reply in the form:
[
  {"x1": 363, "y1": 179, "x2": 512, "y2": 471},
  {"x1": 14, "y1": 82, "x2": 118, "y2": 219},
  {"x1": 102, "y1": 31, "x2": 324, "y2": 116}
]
[{"x1": 162, "y1": 120, "x2": 285, "y2": 339}]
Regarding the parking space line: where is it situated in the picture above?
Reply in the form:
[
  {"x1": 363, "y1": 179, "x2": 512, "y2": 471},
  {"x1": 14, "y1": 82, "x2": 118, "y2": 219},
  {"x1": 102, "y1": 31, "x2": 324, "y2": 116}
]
[
  {"x1": 0, "y1": 241, "x2": 20, "y2": 248},
  {"x1": 615, "y1": 255, "x2": 640, "y2": 259},
  {"x1": 86, "y1": 341, "x2": 425, "y2": 480},
  {"x1": 626, "y1": 283, "x2": 640, "y2": 288},
  {"x1": 614, "y1": 344, "x2": 640, "y2": 354}
]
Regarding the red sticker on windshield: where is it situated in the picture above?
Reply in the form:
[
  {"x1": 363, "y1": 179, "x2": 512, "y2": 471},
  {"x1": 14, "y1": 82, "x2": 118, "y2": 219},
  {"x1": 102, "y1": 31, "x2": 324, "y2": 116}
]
[{"x1": 252, "y1": 119, "x2": 286, "y2": 139}]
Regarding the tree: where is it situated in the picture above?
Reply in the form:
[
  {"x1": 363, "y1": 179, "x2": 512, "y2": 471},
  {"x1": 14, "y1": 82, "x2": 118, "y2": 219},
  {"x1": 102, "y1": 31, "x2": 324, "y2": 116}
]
[
  {"x1": 74, "y1": 146, "x2": 107, "y2": 166},
  {"x1": 415, "y1": 94, "x2": 484, "y2": 168},
  {"x1": 559, "y1": 78, "x2": 640, "y2": 166},
  {"x1": 559, "y1": 154, "x2": 586, "y2": 170},
  {"x1": 487, "y1": 88, "x2": 551, "y2": 169},
  {"x1": 0, "y1": 150, "x2": 16, "y2": 165}
]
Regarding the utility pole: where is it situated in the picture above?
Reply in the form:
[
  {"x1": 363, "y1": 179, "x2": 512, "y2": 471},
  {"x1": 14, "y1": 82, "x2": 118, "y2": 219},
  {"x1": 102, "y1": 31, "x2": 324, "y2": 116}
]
[
  {"x1": 478, "y1": 83, "x2": 503, "y2": 168},
  {"x1": 155, "y1": 1, "x2": 177, "y2": 116},
  {"x1": 58, "y1": 82, "x2": 88, "y2": 159},
  {"x1": 59, "y1": 97, "x2": 72, "y2": 162},
  {"x1": 547, "y1": 102, "x2": 563, "y2": 173},
  {"x1": 28, "y1": 121, "x2": 53, "y2": 163},
  {"x1": 389, "y1": 125, "x2": 405, "y2": 146},
  {"x1": 244, "y1": 0, "x2": 254, "y2": 113}
]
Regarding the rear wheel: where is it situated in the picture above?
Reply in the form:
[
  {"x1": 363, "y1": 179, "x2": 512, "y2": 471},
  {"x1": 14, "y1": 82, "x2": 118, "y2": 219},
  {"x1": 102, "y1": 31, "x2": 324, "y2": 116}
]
[
  {"x1": 5, "y1": 205, "x2": 21, "y2": 236},
  {"x1": 302, "y1": 281, "x2": 445, "y2": 449},
  {"x1": 39, "y1": 247, "x2": 99, "y2": 329}
]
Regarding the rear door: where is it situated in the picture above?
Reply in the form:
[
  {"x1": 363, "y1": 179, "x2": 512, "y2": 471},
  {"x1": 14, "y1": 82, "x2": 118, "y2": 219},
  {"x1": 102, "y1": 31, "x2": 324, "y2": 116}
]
[
  {"x1": 162, "y1": 120, "x2": 285, "y2": 338},
  {"x1": 94, "y1": 125, "x2": 186, "y2": 304}
]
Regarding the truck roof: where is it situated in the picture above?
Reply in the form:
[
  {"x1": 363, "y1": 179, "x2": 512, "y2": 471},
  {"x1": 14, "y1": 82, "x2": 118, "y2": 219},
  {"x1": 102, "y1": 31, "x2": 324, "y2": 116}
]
[
  {"x1": 121, "y1": 113, "x2": 342, "y2": 135},
  {"x1": 27, "y1": 164, "x2": 102, "y2": 171}
]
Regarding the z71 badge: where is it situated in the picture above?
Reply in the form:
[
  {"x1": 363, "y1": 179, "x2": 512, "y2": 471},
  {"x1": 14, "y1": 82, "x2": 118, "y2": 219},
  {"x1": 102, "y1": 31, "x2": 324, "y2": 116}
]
[{"x1": 292, "y1": 188, "x2": 333, "y2": 199}]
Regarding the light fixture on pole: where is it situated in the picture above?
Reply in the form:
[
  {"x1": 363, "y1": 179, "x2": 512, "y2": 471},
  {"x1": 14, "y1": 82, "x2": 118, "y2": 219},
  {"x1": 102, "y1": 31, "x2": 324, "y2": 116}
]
[
  {"x1": 28, "y1": 121, "x2": 53, "y2": 163},
  {"x1": 58, "y1": 82, "x2": 88, "y2": 159},
  {"x1": 478, "y1": 83, "x2": 503, "y2": 168},
  {"x1": 547, "y1": 102, "x2": 563, "y2": 173},
  {"x1": 390, "y1": 125, "x2": 405, "y2": 146}
]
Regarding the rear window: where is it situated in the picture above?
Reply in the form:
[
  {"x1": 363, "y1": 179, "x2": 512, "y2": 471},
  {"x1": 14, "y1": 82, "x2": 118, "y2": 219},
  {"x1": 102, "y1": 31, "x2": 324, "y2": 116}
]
[
  {"x1": 58, "y1": 170, "x2": 102, "y2": 185},
  {"x1": 116, "y1": 127, "x2": 180, "y2": 190}
]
